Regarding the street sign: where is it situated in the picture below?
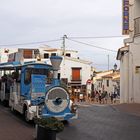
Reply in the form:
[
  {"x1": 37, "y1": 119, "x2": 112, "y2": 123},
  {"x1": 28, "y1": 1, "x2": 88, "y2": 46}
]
[{"x1": 86, "y1": 79, "x2": 92, "y2": 84}]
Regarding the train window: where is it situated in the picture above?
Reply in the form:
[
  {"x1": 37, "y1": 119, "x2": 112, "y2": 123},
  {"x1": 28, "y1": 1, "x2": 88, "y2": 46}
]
[
  {"x1": 46, "y1": 70, "x2": 53, "y2": 84},
  {"x1": 24, "y1": 69, "x2": 31, "y2": 85},
  {"x1": 24, "y1": 68, "x2": 53, "y2": 85}
]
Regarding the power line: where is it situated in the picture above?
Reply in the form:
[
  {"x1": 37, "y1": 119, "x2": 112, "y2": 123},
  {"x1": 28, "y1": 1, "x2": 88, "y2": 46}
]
[
  {"x1": 67, "y1": 38, "x2": 117, "y2": 53},
  {"x1": 93, "y1": 63, "x2": 109, "y2": 66},
  {"x1": 0, "y1": 35, "x2": 126, "y2": 47},
  {"x1": 68, "y1": 35, "x2": 127, "y2": 39},
  {"x1": 0, "y1": 39, "x2": 62, "y2": 47}
]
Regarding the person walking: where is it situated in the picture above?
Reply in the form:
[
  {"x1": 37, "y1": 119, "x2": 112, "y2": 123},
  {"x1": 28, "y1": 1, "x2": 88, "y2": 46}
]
[
  {"x1": 104, "y1": 91, "x2": 108, "y2": 104},
  {"x1": 110, "y1": 93, "x2": 114, "y2": 104},
  {"x1": 79, "y1": 93, "x2": 84, "y2": 102},
  {"x1": 95, "y1": 91, "x2": 99, "y2": 102},
  {"x1": 99, "y1": 90, "x2": 102, "y2": 104}
]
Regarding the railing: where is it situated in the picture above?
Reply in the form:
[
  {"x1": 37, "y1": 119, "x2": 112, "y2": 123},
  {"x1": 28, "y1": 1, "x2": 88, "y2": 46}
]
[
  {"x1": 134, "y1": 17, "x2": 140, "y2": 36},
  {"x1": 70, "y1": 76, "x2": 81, "y2": 83}
]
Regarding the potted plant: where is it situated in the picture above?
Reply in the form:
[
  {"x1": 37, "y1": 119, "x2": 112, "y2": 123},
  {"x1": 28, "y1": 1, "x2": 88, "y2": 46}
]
[{"x1": 34, "y1": 117, "x2": 64, "y2": 140}]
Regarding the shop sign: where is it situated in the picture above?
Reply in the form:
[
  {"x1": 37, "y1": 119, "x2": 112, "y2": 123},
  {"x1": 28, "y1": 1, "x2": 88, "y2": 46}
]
[{"x1": 122, "y1": 0, "x2": 129, "y2": 35}]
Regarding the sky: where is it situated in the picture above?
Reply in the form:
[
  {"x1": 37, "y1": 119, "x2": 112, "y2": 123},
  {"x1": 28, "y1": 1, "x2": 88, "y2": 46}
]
[{"x1": 0, "y1": 0, "x2": 126, "y2": 70}]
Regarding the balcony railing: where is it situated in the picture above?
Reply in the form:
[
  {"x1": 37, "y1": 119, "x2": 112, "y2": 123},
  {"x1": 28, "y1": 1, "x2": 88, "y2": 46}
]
[
  {"x1": 134, "y1": 17, "x2": 140, "y2": 36},
  {"x1": 70, "y1": 75, "x2": 81, "y2": 84}
]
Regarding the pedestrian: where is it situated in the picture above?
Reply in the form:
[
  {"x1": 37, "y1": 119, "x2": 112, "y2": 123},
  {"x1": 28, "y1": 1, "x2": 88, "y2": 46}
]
[
  {"x1": 91, "y1": 90, "x2": 95, "y2": 102},
  {"x1": 104, "y1": 91, "x2": 108, "y2": 104},
  {"x1": 113, "y1": 92, "x2": 117, "y2": 103},
  {"x1": 95, "y1": 91, "x2": 99, "y2": 102},
  {"x1": 110, "y1": 93, "x2": 114, "y2": 104},
  {"x1": 79, "y1": 93, "x2": 84, "y2": 102},
  {"x1": 99, "y1": 90, "x2": 102, "y2": 104}
]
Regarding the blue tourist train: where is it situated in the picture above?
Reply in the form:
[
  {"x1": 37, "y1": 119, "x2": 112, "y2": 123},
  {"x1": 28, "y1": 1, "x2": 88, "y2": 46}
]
[{"x1": 0, "y1": 53, "x2": 77, "y2": 121}]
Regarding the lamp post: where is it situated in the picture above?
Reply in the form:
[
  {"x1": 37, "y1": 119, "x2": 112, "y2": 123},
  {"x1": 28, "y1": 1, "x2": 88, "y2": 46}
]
[
  {"x1": 114, "y1": 63, "x2": 117, "y2": 72},
  {"x1": 92, "y1": 70, "x2": 96, "y2": 92}
]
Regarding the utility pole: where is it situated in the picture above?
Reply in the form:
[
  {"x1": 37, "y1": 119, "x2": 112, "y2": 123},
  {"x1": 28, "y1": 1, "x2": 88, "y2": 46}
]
[
  {"x1": 62, "y1": 35, "x2": 67, "y2": 56},
  {"x1": 107, "y1": 54, "x2": 109, "y2": 71},
  {"x1": 61, "y1": 35, "x2": 67, "y2": 78}
]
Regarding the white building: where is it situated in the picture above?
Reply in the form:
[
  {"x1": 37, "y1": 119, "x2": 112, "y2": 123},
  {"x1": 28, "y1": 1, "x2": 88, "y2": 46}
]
[
  {"x1": 0, "y1": 47, "x2": 92, "y2": 99},
  {"x1": 117, "y1": 0, "x2": 140, "y2": 103},
  {"x1": 93, "y1": 70, "x2": 120, "y2": 95},
  {"x1": 102, "y1": 72, "x2": 120, "y2": 95},
  {"x1": 93, "y1": 70, "x2": 113, "y2": 92},
  {"x1": 0, "y1": 48, "x2": 18, "y2": 63}
]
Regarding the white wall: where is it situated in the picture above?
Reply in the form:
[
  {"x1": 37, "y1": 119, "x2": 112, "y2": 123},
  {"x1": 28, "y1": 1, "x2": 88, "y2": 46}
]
[
  {"x1": 93, "y1": 70, "x2": 113, "y2": 91},
  {"x1": 60, "y1": 57, "x2": 91, "y2": 85},
  {"x1": 120, "y1": 52, "x2": 129, "y2": 103},
  {"x1": 134, "y1": 0, "x2": 140, "y2": 18},
  {"x1": 130, "y1": 40, "x2": 140, "y2": 103},
  {"x1": 120, "y1": 0, "x2": 140, "y2": 103},
  {"x1": 102, "y1": 78, "x2": 113, "y2": 94},
  {"x1": 0, "y1": 48, "x2": 18, "y2": 63},
  {"x1": 95, "y1": 80, "x2": 102, "y2": 92},
  {"x1": 40, "y1": 48, "x2": 78, "y2": 59}
]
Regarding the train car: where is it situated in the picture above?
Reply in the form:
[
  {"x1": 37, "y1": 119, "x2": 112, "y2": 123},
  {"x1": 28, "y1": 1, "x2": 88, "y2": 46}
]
[{"x1": 0, "y1": 55, "x2": 77, "y2": 121}]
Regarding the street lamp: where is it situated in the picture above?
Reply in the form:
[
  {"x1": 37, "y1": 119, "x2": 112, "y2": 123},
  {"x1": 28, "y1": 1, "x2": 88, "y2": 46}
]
[
  {"x1": 93, "y1": 70, "x2": 96, "y2": 77},
  {"x1": 114, "y1": 63, "x2": 117, "y2": 71}
]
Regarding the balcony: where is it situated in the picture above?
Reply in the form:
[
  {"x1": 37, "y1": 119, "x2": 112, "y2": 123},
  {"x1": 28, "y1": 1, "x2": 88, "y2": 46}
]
[
  {"x1": 70, "y1": 75, "x2": 81, "y2": 85},
  {"x1": 134, "y1": 17, "x2": 140, "y2": 37}
]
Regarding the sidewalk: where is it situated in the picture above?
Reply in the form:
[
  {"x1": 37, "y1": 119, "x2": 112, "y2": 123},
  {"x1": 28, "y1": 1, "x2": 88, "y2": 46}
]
[
  {"x1": 76, "y1": 98, "x2": 120, "y2": 106},
  {"x1": 112, "y1": 103, "x2": 140, "y2": 117},
  {"x1": 76, "y1": 100, "x2": 140, "y2": 117}
]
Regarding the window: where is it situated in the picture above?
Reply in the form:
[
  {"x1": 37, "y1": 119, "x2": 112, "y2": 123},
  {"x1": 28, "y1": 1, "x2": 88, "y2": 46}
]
[
  {"x1": 58, "y1": 73, "x2": 60, "y2": 80},
  {"x1": 24, "y1": 69, "x2": 31, "y2": 85},
  {"x1": 107, "y1": 80, "x2": 109, "y2": 87},
  {"x1": 44, "y1": 53, "x2": 49, "y2": 58},
  {"x1": 23, "y1": 49, "x2": 33, "y2": 58},
  {"x1": 51, "y1": 53, "x2": 56, "y2": 56},
  {"x1": 61, "y1": 78, "x2": 68, "y2": 87},
  {"x1": 71, "y1": 68, "x2": 81, "y2": 81},
  {"x1": 24, "y1": 68, "x2": 53, "y2": 85},
  {"x1": 99, "y1": 82, "x2": 100, "y2": 87},
  {"x1": 34, "y1": 49, "x2": 40, "y2": 58},
  {"x1": 65, "y1": 53, "x2": 71, "y2": 57}
]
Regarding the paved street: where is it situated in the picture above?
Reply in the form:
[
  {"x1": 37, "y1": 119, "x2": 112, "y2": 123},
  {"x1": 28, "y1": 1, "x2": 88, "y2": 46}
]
[
  {"x1": 1, "y1": 103, "x2": 140, "y2": 140},
  {"x1": 0, "y1": 105, "x2": 34, "y2": 140},
  {"x1": 58, "y1": 103, "x2": 140, "y2": 140}
]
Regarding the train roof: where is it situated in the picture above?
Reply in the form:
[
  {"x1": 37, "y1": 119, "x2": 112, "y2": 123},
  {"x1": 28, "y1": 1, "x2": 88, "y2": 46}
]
[{"x1": 0, "y1": 61, "x2": 52, "y2": 70}]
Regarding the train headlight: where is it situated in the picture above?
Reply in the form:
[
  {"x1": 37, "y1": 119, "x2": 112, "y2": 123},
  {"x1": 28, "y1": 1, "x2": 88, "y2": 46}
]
[{"x1": 45, "y1": 87, "x2": 69, "y2": 113}]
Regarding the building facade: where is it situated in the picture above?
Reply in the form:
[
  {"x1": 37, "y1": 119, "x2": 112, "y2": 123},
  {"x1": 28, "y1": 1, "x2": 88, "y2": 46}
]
[
  {"x1": 93, "y1": 70, "x2": 120, "y2": 95},
  {"x1": 0, "y1": 47, "x2": 92, "y2": 99},
  {"x1": 93, "y1": 70, "x2": 113, "y2": 93},
  {"x1": 117, "y1": 0, "x2": 140, "y2": 103},
  {"x1": 102, "y1": 72, "x2": 120, "y2": 95}
]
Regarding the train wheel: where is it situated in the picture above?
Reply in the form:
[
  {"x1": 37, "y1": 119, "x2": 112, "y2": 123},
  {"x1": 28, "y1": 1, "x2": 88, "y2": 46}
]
[
  {"x1": 24, "y1": 110, "x2": 30, "y2": 122},
  {"x1": 10, "y1": 106, "x2": 17, "y2": 115},
  {"x1": 10, "y1": 106, "x2": 14, "y2": 112}
]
